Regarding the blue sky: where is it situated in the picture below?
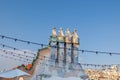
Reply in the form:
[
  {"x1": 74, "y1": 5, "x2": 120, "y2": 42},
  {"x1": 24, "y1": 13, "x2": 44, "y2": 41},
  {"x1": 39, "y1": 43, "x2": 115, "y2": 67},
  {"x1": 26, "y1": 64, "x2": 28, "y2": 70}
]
[{"x1": 0, "y1": 0, "x2": 120, "y2": 69}]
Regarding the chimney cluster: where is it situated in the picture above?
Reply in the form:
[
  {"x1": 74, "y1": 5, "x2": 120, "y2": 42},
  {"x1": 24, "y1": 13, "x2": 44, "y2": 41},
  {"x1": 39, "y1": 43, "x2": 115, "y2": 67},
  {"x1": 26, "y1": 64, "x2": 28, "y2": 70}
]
[
  {"x1": 51, "y1": 27, "x2": 79, "y2": 44},
  {"x1": 49, "y1": 27, "x2": 79, "y2": 65}
]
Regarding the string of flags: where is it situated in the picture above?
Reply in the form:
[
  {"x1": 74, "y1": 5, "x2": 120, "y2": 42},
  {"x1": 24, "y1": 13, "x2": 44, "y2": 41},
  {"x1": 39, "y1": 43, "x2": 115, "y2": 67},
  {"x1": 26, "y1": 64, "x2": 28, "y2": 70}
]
[
  {"x1": 0, "y1": 53, "x2": 30, "y2": 63},
  {"x1": 0, "y1": 35, "x2": 48, "y2": 46},
  {"x1": 0, "y1": 49, "x2": 33, "y2": 61},
  {"x1": 0, "y1": 48, "x2": 34, "y2": 59},
  {"x1": 0, "y1": 48, "x2": 120, "y2": 69},
  {"x1": 0, "y1": 34, "x2": 120, "y2": 69},
  {"x1": 0, "y1": 43, "x2": 36, "y2": 56},
  {"x1": 0, "y1": 34, "x2": 120, "y2": 56}
]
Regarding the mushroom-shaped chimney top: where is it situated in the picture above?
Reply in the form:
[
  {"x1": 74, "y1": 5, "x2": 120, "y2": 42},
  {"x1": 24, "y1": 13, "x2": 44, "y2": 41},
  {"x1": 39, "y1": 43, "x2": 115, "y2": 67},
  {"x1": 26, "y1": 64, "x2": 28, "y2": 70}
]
[
  {"x1": 72, "y1": 29, "x2": 78, "y2": 38},
  {"x1": 58, "y1": 27, "x2": 64, "y2": 37},
  {"x1": 51, "y1": 27, "x2": 57, "y2": 37},
  {"x1": 66, "y1": 28, "x2": 71, "y2": 38},
  {"x1": 72, "y1": 29, "x2": 79, "y2": 44}
]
